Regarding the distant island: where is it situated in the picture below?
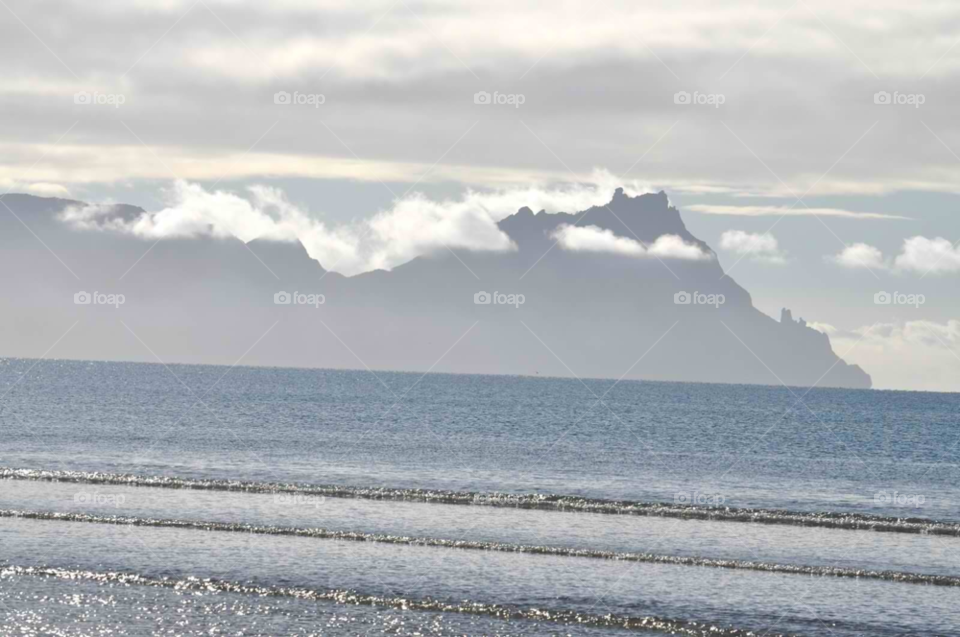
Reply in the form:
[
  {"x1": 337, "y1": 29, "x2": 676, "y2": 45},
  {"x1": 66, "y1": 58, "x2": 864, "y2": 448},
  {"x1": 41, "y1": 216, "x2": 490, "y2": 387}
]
[{"x1": 0, "y1": 189, "x2": 870, "y2": 389}]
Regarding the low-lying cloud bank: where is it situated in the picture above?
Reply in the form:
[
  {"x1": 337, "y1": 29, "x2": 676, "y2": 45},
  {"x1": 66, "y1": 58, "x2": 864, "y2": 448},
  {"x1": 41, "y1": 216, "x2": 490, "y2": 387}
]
[
  {"x1": 60, "y1": 170, "x2": 650, "y2": 275},
  {"x1": 551, "y1": 224, "x2": 711, "y2": 260},
  {"x1": 829, "y1": 238, "x2": 960, "y2": 275}
]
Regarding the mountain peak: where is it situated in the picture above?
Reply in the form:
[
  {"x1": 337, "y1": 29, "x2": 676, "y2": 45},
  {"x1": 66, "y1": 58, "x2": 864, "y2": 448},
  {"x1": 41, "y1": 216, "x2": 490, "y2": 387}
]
[{"x1": 498, "y1": 187, "x2": 692, "y2": 249}]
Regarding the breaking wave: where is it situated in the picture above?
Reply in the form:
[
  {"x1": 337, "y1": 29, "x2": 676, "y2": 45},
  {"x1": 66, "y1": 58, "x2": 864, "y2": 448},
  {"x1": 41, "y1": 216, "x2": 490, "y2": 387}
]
[
  {"x1": 2, "y1": 509, "x2": 958, "y2": 587},
  {"x1": 3, "y1": 467, "x2": 958, "y2": 536},
  {"x1": 0, "y1": 565, "x2": 796, "y2": 636}
]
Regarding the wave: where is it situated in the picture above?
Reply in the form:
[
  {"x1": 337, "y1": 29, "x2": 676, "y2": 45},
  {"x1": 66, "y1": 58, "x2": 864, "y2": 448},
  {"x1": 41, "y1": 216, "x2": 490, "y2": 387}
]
[
  {"x1": 3, "y1": 467, "x2": 958, "y2": 536},
  {"x1": 0, "y1": 564, "x2": 797, "y2": 636},
  {"x1": 3, "y1": 508, "x2": 958, "y2": 588}
]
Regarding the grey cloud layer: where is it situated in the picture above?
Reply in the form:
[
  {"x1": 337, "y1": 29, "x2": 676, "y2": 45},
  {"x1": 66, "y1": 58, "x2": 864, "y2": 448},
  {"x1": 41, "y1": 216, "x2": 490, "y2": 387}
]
[{"x1": 4, "y1": 0, "x2": 960, "y2": 195}]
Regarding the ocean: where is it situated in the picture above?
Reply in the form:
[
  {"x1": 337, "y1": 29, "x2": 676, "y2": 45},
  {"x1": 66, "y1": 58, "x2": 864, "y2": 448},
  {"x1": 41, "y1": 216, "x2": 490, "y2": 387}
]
[{"x1": 0, "y1": 358, "x2": 958, "y2": 635}]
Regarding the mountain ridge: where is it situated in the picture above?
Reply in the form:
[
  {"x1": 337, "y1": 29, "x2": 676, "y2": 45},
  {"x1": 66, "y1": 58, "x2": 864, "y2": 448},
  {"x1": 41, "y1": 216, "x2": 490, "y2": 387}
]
[{"x1": 0, "y1": 189, "x2": 871, "y2": 389}]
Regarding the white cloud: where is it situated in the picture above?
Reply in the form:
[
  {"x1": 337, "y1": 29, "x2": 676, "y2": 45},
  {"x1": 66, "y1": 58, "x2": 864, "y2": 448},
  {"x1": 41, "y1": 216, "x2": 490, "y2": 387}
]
[
  {"x1": 61, "y1": 183, "x2": 368, "y2": 273},
  {"x1": 831, "y1": 320, "x2": 960, "y2": 392},
  {"x1": 553, "y1": 224, "x2": 644, "y2": 256},
  {"x1": 0, "y1": 178, "x2": 70, "y2": 197},
  {"x1": 894, "y1": 236, "x2": 960, "y2": 274},
  {"x1": 23, "y1": 183, "x2": 70, "y2": 197},
  {"x1": 719, "y1": 230, "x2": 786, "y2": 264},
  {"x1": 687, "y1": 204, "x2": 909, "y2": 220},
  {"x1": 807, "y1": 321, "x2": 837, "y2": 335},
  {"x1": 60, "y1": 203, "x2": 133, "y2": 231},
  {"x1": 552, "y1": 224, "x2": 711, "y2": 260},
  {"x1": 59, "y1": 171, "x2": 653, "y2": 275},
  {"x1": 828, "y1": 237, "x2": 960, "y2": 275},
  {"x1": 647, "y1": 234, "x2": 713, "y2": 260},
  {"x1": 830, "y1": 243, "x2": 888, "y2": 270}
]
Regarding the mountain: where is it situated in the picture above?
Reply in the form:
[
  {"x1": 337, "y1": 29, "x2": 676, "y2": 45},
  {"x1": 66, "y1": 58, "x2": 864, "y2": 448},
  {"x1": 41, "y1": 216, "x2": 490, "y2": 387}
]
[{"x1": 0, "y1": 189, "x2": 871, "y2": 389}]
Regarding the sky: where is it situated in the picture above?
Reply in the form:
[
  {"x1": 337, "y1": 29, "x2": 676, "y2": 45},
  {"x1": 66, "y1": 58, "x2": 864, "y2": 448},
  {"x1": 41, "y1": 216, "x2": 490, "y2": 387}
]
[{"x1": 2, "y1": 0, "x2": 960, "y2": 391}]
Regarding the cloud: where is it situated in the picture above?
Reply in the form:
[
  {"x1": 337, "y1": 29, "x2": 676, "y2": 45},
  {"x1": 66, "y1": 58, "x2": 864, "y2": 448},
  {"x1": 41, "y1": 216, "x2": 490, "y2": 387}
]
[
  {"x1": 552, "y1": 224, "x2": 712, "y2": 260},
  {"x1": 828, "y1": 237, "x2": 960, "y2": 275},
  {"x1": 6, "y1": 2, "x2": 960, "y2": 200},
  {"x1": 31, "y1": 1, "x2": 960, "y2": 81},
  {"x1": 647, "y1": 234, "x2": 713, "y2": 260},
  {"x1": 687, "y1": 204, "x2": 909, "y2": 220},
  {"x1": 719, "y1": 230, "x2": 786, "y2": 264},
  {"x1": 60, "y1": 203, "x2": 138, "y2": 232},
  {"x1": 22, "y1": 183, "x2": 70, "y2": 197},
  {"x1": 553, "y1": 224, "x2": 644, "y2": 256},
  {"x1": 807, "y1": 322, "x2": 837, "y2": 335},
  {"x1": 830, "y1": 242, "x2": 888, "y2": 270},
  {"x1": 830, "y1": 320, "x2": 960, "y2": 391},
  {"x1": 894, "y1": 236, "x2": 960, "y2": 274},
  {"x1": 0, "y1": 140, "x2": 575, "y2": 189},
  {"x1": 0, "y1": 179, "x2": 69, "y2": 197},
  {"x1": 59, "y1": 171, "x2": 652, "y2": 275}
]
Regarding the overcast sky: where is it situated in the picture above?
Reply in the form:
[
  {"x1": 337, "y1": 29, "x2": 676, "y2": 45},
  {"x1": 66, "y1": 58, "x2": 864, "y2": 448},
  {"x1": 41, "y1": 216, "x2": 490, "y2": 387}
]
[{"x1": 3, "y1": 0, "x2": 960, "y2": 390}]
